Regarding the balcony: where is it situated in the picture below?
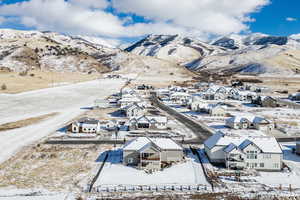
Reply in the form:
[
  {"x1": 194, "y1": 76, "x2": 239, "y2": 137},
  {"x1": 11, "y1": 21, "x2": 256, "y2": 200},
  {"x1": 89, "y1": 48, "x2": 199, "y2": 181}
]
[{"x1": 141, "y1": 156, "x2": 160, "y2": 161}]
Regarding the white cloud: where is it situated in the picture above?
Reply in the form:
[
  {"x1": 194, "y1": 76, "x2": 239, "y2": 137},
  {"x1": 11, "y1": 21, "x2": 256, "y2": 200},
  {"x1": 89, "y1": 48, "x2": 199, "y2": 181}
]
[
  {"x1": 68, "y1": 0, "x2": 109, "y2": 9},
  {"x1": 112, "y1": 0, "x2": 270, "y2": 35},
  {"x1": 0, "y1": 16, "x2": 5, "y2": 25},
  {"x1": 0, "y1": 0, "x2": 270, "y2": 40},
  {"x1": 286, "y1": 17, "x2": 297, "y2": 22}
]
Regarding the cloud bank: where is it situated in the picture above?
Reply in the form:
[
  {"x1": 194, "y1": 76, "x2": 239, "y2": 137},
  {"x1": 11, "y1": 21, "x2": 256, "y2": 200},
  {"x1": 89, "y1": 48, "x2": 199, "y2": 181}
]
[{"x1": 0, "y1": 0, "x2": 270, "y2": 40}]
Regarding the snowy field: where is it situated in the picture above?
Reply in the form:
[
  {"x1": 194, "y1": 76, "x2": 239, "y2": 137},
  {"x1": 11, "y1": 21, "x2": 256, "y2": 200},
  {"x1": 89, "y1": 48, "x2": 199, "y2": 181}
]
[
  {"x1": 0, "y1": 79, "x2": 124, "y2": 164},
  {"x1": 94, "y1": 149, "x2": 209, "y2": 188}
]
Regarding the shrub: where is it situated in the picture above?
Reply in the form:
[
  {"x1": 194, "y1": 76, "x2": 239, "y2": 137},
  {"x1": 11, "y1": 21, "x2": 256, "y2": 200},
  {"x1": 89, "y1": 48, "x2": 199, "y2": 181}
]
[
  {"x1": 1, "y1": 83, "x2": 7, "y2": 90},
  {"x1": 19, "y1": 71, "x2": 28, "y2": 76}
]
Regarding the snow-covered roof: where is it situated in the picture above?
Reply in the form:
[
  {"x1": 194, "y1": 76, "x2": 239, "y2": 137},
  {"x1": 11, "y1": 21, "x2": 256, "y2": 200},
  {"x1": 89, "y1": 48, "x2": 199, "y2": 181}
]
[
  {"x1": 226, "y1": 115, "x2": 269, "y2": 124},
  {"x1": 291, "y1": 92, "x2": 300, "y2": 97},
  {"x1": 223, "y1": 143, "x2": 237, "y2": 153},
  {"x1": 204, "y1": 132, "x2": 282, "y2": 154},
  {"x1": 76, "y1": 117, "x2": 99, "y2": 124},
  {"x1": 119, "y1": 97, "x2": 141, "y2": 103},
  {"x1": 123, "y1": 137, "x2": 182, "y2": 151},
  {"x1": 130, "y1": 115, "x2": 168, "y2": 124},
  {"x1": 171, "y1": 92, "x2": 191, "y2": 97}
]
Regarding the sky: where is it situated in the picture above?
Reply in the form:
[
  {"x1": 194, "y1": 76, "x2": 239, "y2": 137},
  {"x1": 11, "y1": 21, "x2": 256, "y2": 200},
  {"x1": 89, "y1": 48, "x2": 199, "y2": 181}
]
[{"x1": 0, "y1": 0, "x2": 299, "y2": 46}]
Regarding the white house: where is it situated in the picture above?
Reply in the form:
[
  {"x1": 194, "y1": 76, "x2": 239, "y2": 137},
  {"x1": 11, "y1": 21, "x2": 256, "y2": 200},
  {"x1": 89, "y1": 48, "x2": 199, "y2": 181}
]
[
  {"x1": 71, "y1": 117, "x2": 101, "y2": 133},
  {"x1": 204, "y1": 132, "x2": 283, "y2": 171},
  {"x1": 225, "y1": 115, "x2": 274, "y2": 131},
  {"x1": 190, "y1": 96, "x2": 206, "y2": 111},
  {"x1": 170, "y1": 92, "x2": 192, "y2": 106},
  {"x1": 123, "y1": 103, "x2": 146, "y2": 118},
  {"x1": 123, "y1": 137, "x2": 184, "y2": 171},
  {"x1": 118, "y1": 95, "x2": 142, "y2": 108},
  {"x1": 129, "y1": 115, "x2": 168, "y2": 130},
  {"x1": 209, "y1": 105, "x2": 227, "y2": 117}
]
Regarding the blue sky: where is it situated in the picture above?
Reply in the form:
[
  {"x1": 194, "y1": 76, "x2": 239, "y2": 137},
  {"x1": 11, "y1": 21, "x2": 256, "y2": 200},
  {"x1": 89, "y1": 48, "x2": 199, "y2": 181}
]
[
  {"x1": 249, "y1": 0, "x2": 300, "y2": 36},
  {"x1": 0, "y1": 0, "x2": 299, "y2": 44}
]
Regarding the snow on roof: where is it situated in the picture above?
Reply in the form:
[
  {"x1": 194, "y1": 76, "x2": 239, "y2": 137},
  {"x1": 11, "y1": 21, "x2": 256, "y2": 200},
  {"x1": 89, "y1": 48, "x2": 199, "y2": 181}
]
[
  {"x1": 123, "y1": 137, "x2": 151, "y2": 151},
  {"x1": 123, "y1": 137, "x2": 182, "y2": 151},
  {"x1": 119, "y1": 97, "x2": 141, "y2": 102},
  {"x1": 150, "y1": 138, "x2": 183, "y2": 150},
  {"x1": 204, "y1": 132, "x2": 282, "y2": 153},
  {"x1": 171, "y1": 92, "x2": 191, "y2": 97},
  {"x1": 223, "y1": 143, "x2": 237, "y2": 153},
  {"x1": 131, "y1": 115, "x2": 168, "y2": 123},
  {"x1": 291, "y1": 92, "x2": 300, "y2": 97},
  {"x1": 226, "y1": 115, "x2": 268, "y2": 124},
  {"x1": 76, "y1": 117, "x2": 99, "y2": 124},
  {"x1": 204, "y1": 131, "x2": 243, "y2": 149},
  {"x1": 238, "y1": 139, "x2": 252, "y2": 150}
]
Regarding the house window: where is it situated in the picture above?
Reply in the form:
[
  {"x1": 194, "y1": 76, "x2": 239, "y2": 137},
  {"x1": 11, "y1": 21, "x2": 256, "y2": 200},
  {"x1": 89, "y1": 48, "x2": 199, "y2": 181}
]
[
  {"x1": 260, "y1": 163, "x2": 264, "y2": 168},
  {"x1": 274, "y1": 163, "x2": 279, "y2": 168},
  {"x1": 263, "y1": 154, "x2": 271, "y2": 159},
  {"x1": 128, "y1": 158, "x2": 134, "y2": 164},
  {"x1": 246, "y1": 151, "x2": 257, "y2": 159}
]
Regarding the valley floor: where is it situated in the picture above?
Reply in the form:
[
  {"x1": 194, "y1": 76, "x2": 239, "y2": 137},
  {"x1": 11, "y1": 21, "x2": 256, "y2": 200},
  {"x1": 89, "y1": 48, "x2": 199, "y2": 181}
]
[{"x1": 0, "y1": 70, "x2": 100, "y2": 94}]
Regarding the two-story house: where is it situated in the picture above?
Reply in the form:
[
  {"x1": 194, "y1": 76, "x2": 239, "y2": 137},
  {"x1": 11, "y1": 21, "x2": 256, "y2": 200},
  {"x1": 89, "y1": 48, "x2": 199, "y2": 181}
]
[{"x1": 204, "y1": 132, "x2": 283, "y2": 171}]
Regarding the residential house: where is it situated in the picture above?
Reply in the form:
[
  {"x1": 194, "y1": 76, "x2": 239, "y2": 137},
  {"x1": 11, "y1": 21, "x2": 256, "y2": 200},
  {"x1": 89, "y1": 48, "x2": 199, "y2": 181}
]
[
  {"x1": 170, "y1": 92, "x2": 192, "y2": 106},
  {"x1": 209, "y1": 105, "x2": 227, "y2": 117},
  {"x1": 225, "y1": 115, "x2": 274, "y2": 131},
  {"x1": 129, "y1": 115, "x2": 168, "y2": 130},
  {"x1": 121, "y1": 87, "x2": 135, "y2": 96},
  {"x1": 123, "y1": 137, "x2": 184, "y2": 171},
  {"x1": 233, "y1": 91, "x2": 257, "y2": 101},
  {"x1": 123, "y1": 103, "x2": 146, "y2": 118},
  {"x1": 118, "y1": 95, "x2": 142, "y2": 108},
  {"x1": 190, "y1": 96, "x2": 206, "y2": 111},
  {"x1": 204, "y1": 132, "x2": 283, "y2": 171},
  {"x1": 289, "y1": 92, "x2": 300, "y2": 101},
  {"x1": 71, "y1": 117, "x2": 101, "y2": 133},
  {"x1": 156, "y1": 88, "x2": 170, "y2": 100},
  {"x1": 100, "y1": 120, "x2": 118, "y2": 131},
  {"x1": 251, "y1": 96, "x2": 281, "y2": 108}
]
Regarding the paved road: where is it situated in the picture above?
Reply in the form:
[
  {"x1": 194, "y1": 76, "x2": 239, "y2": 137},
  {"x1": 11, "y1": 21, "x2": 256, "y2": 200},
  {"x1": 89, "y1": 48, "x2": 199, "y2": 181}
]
[{"x1": 150, "y1": 93, "x2": 213, "y2": 144}]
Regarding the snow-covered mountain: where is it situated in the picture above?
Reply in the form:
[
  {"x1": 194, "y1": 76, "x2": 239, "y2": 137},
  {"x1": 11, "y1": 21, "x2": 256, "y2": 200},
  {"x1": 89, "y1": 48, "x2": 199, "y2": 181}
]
[
  {"x1": 0, "y1": 29, "x2": 191, "y2": 80},
  {"x1": 127, "y1": 33, "x2": 300, "y2": 76},
  {"x1": 125, "y1": 34, "x2": 225, "y2": 65}
]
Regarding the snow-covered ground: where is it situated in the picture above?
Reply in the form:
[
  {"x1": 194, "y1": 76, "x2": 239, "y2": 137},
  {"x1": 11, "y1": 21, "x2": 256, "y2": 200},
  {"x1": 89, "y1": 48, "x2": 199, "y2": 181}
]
[
  {"x1": 0, "y1": 79, "x2": 124, "y2": 164},
  {"x1": 94, "y1": 149, "x2": 209, "y2": 188}
]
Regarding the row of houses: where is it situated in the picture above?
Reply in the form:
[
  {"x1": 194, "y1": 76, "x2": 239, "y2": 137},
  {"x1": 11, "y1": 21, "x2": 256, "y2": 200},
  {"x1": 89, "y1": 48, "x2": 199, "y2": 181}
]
[{"x1": 225, "y1": 115, "x2": 274, "y2": 132}]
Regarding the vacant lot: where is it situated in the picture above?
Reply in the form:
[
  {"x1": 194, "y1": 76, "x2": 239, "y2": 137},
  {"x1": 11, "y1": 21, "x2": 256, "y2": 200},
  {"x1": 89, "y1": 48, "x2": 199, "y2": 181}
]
[
  {"x1": 0, "y1": 70, "x2": 100, "y2": 94},
  {"x1": 0, "y1": 144, "x2": 109, "y2": 192},
  {"x1": 0, "y1": 112, "x2": 58, "y2": 132}
]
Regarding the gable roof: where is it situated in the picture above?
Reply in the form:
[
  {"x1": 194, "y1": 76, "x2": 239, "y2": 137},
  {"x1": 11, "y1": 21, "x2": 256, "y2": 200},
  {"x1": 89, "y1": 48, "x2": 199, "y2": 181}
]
[
  {"x1": 223, "y1": 143, "x2": 238, "y2": 153},
  {"x1": 226, "y1": 115, "x2": 269, "y2": 124},
  {"x1": 123, "y1": 137, "x2": 182, "y2": 151},
  {"x1": 204, "y1": 132, "x2": 282, "y2": 154}
]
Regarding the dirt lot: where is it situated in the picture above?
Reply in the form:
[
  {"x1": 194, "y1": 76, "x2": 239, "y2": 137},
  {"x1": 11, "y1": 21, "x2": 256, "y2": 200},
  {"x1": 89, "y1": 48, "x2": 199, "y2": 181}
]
[
  {"x1": 0, "y1": 112, "x2": 58, "y2": 132},
  {"x1": 234, "y1": 75, "x2": 300, "y2": 93},
  {"x1": 0, "y1": 70, "x2": 100, "y2": 94},
  {"x1": 0, "y1": 144, "x2": 111, "y2": 192}
]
